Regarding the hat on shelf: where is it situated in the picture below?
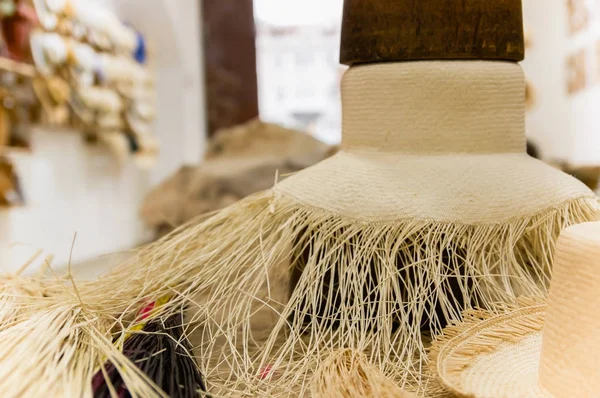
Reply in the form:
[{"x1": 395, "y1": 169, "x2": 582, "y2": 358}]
[
  {"x1": 33, "y1": 0, "x2": 137, "y2": 51},
  {"x1": 130, "y1": 101, "x2": 155, "y2": 122},
  {"x1": 96, "y1": 111, "x2": 123, "y2": 130},
  {"x1": 125, "y1": 110, "x2": 152, "y2": 138},
  {"x1": 30, "y1": 32, "x2": 98, "y2": 74},
  {"x1": 68, "y1": 85, "x2": 122, "y2": 125},
  {"x1": 66, "y1": 0, "x2": 137, "y2": 52},
  {"x1": 86, "y1": 30, "x2": 111, "y2": 51},
  {"x1": 69, "y1": 20, "x2": 88, "y2": 41},
  {"x1": 31, "y1": 0, "x2": 58, "y2": 30},
  {"x1": 29, "y1": 31, "x2": 66, "y2": 76},
  {"x1": 97, "y1": 130, "x2": 128, "y2": 165},
  {"x1": 431, "y1": 221, "x2": 600, "y2": 398},
  {"x1": 69, "y1": 41, "x2": 99, "y2": 72},
  {"x1": 75, "y1": 85, "x2": 122, "y2": 113},
  {"x1": 98, "y1": 54, "x2": 146, "y2": 84},
  {"x1": 118, "y1": 83, "x2": 155, "y2": 105},
  {"x1": 31, "y1": 75, "x2": 71, "y2": 125}
]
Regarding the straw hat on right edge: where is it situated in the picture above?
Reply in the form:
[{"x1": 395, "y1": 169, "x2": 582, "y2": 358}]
[{"x1": 431, "y1": 221, "x2": 600, "y2": 398}]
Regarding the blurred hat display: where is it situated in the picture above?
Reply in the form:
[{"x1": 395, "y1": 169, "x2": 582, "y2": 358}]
[{"x1": 141, "y1": 119, "x2": 337, "y2": 237}]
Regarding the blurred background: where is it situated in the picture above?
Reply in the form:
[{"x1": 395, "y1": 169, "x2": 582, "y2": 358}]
[{"x1": 0, "y1": 0, "x2": 599, "y2": 272}]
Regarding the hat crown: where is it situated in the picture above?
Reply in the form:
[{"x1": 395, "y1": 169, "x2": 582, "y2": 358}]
[
  {"x1": 277, "y1": 61, "x2": 592, "y2": 224},
  {"x1": 340, "y1": 61, "x2": 525, "y2": 154},
  {"x1": 340, "y1": 0, "x2": 525, "y2": 65},
  {"x1": 539, "y1": 222, "x2": 600, "y2": 397}
]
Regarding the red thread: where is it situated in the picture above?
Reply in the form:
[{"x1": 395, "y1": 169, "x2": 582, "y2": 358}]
[
  {"x1": 259, "y1": 365, "x2": 273, "y2": 380},
  {"x1": 140, "y1": 302, "x2": 156, "y2": 320}
]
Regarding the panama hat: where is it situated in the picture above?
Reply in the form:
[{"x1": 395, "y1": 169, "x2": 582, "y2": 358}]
[
  {"x1": 75, "y1": 86, "x2": 123, "y2": 113},
  {"x1": 62, "y1": 0, "x2": 137, "y2": 52},
  {"x1": 29, "y1": 31, "x2": 66, "y2": 76},
  {"x1": 431, "y1": 221, "x2": 600, "y2": 398},
  {"x1": 96, "y1": 112, "x2": 124, "y2": 130},
  {"x1": 31, "y1": 0, "x2": 58, "y2": 30},
  {"x1": 1, "y1": 1, "x2": 599, "y2": 397},
  {"x1": 34, "y1": 0, "x2": 136, "y2": 51},
  {"x1": 98, "y1": 54, "x2": 147, "y2": 85},
  {"x1": 68, "y1": 85, "x2": 122, "y2": 125},
  {"x1": 30, "y1": 31, "x2": 99, "y2": 77},
  {"x1": 175, "y1": 1, "x2": 596, "y2": 393}
]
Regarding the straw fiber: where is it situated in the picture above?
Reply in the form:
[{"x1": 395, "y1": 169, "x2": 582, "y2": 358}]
[
  {"x1": 431, "y1": 222, "x2": 600, "y2": 398},
  {"x1": 311, "y1": 349, "x2": 416, "y2": 398},
  {"x1": 430, "y1": 299, "x2": 547, "y2": 397},
  {"x1": 539, "y1": 222, "x2": 600, "y2": 397},
  {"x1": 0, "y1": 62, "x2": 597, "y2": 397}
]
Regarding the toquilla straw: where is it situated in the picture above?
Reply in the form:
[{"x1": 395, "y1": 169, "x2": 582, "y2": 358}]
[
  {"x1": 1, "y1": 0, "x2": 599, "y2": 397},
  {"x1": 431, "y1": 221, "x2": 600, "y2": 398}
]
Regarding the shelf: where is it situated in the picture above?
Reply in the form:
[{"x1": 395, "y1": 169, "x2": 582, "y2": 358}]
[
  {"x1": 0, "y1": 57, "x2": 36, "y2": 78},
  {"x1": 1, "y1": 146, "x2": 32, "y2": 156}
]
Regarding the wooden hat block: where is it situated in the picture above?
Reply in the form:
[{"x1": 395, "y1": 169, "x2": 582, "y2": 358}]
[{"x1": 340, "y1": 0, "x2": 525, "y2": 65}]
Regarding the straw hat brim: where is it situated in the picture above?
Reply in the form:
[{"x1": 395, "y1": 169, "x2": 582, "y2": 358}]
[
  {"x1": 30, "y1": 31, "x2": 58, "y2": 76},
  {"x1": 126, "y1": 113, "x2": 152, "y2": 137},
  {"x1": 431, "y1": 298, "x2": 552, "y2": 398},
  {"x1": 31, "y1": 0, "x2": 58, "y2": 30},
  {"x1": 277, "y1": 151, "x2": 595, "y2": 224}
]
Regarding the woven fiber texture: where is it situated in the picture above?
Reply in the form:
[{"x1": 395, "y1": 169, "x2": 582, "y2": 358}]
[
  {"x1": 0, "y1": 61, "x2": 598, "y2": 397},
  {"x1": 311, "y1": 349, "x2": 416, "y2": 398},
  {"x1": 279, "y1": 62, "x2": 593, "y2": 223},
  {"x1": 539, "y1": 222, "x2": 600, "y2": 397},
  {"x1": 432, "y1": 222, "x2": 600, "y2": 398},
  {"x1": 430, "y1": 300, "x2": 547, "y2": 398},
  {"x1": 461, "y1": 333, "x2": 548, "y2": 398},
  {"x1": 340, "y1": 62, "x2": 525, "y2": 154},
  {"x1": 278, "y1": 151, "x2": 591, "y2": 223}
]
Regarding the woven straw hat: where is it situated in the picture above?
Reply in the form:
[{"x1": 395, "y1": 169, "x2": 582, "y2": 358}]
[
  {"x1": 431, "y1": 221, "x2": 600, "y2": 398},
  {"x1": 2, "y1": 1, "x2": 600, "y2": 397},
  {"x1": 31, "y1": 0, "x2": 59, "y2": 30},
  {"x1": 277, "y1": 61, "x2": 591, "y2": 225}
]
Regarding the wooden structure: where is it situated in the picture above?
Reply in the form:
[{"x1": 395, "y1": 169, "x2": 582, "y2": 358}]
[
  {"x1": 340, "y1": 0, "x2": 525, "y2": 65},
  {"x1": 202, "y1": 0, "x2": 259, "y2": 136}
]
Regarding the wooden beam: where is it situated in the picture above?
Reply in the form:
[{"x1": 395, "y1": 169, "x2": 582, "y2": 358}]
[{"x1": 202, "y1": 0, "x2": 259, "y2": 136}]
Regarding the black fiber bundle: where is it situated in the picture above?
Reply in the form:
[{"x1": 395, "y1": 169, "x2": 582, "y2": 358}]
[{"x1": 92, "y1": 312, "x2": 205, "y2": 398}]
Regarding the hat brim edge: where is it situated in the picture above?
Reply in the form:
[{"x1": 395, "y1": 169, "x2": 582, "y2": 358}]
[{"x1": 429, "y1": 297, "x2": 546, "y2": 397}]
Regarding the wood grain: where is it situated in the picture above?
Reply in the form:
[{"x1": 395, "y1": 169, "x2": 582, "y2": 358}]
[{"x1": 340, "y1": 0, "x2": 525, "y2": 65}]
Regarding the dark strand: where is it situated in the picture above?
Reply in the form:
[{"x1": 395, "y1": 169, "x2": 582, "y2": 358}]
[{"x1": 92, "y1": 312, "x2": 205, "y2": 398}]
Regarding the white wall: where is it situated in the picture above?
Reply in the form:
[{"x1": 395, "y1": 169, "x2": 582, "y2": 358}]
[
  {"x1": 522, "y1": 0, "x2": 600, "y2": 166},
  {"x1": 115, "y1": 0, "x2": 207, "y2": 183},
  {"x1": 1, "y1": 0, "x2": 206, "y2": 271},
  {"x1": 1, "y1": 130, "x2": 151, "y2": 268}
]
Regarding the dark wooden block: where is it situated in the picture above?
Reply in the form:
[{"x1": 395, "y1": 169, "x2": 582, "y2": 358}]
[{"x1": 340, "y1": 0, "x2": 525, "y2": 65}]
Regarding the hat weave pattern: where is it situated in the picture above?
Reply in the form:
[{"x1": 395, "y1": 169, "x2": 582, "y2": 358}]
[
  {"x1": 0, "y1": 62, "x2": 598, "y2": 397},
  {"x1": 432, "y1": 222, "x2": 600, "y2": 398}
]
